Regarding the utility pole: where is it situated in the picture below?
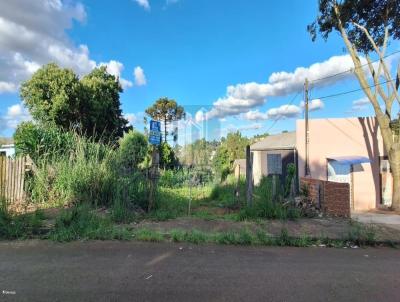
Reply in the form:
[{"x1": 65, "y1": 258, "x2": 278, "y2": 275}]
[{"x1": 304, "y1": 78, "x2": 310, "y2": 177}]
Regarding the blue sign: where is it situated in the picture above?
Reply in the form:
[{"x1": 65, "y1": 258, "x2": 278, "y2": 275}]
[{"x1": 149, "y1": 120, "x2": 161, "y2": 145}]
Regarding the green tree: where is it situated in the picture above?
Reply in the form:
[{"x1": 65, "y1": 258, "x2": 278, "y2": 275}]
[
  {"x1": 20, "y1": 63, "x2": 130, "y2": 143},
  {"x1": 14, "y1": 121, "x2": 75, "y2": 162},
  {"x1": 213, "y1": 132, "x2": 249, "y2": 181},
  {"x1": 145, "y1": 97, "x2": 185, "y2": 142},
  {"x1": 118, "y1": 130, "x2": 148, "y2": 170},
  {"x1": 80, "y1": 66, "x2": 131, "y2": 142},
  {"x1": 159, "y1": 142, "x2": 178, "y2": 170},
  {"x1": 308, "y1": 0, "x2": 400, "y2": 210},
  {"x1": 20, "y1": 64, "x2": 81, "y2": 129}
]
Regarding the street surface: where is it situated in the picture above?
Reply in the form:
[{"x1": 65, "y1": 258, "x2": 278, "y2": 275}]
[{"x1": 1, "y1": 240, "x2": 399, "y2": 302}]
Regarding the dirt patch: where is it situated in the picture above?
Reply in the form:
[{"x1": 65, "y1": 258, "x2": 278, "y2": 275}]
[{"x1": 131, "y1": 217, "x2": 400, "y2": 242}]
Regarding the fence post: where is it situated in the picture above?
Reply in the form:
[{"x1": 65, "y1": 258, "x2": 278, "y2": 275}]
[
  {"x1": 148, "y1": 147, "x2": 159, "y2": 212},
  {"x1": 246, "y1": 145, "x2": 253, "y2": 207}
]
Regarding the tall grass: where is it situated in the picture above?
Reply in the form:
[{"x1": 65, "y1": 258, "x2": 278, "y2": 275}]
[
  {"x1": 238, "y1": 176, "x2": 301, "y2": 220},
  {"x1": 28, "y1": 132, "x2": 148, "y2": 211},
  {"x1": 0, "y1": 198, "x2": 45, "y2": 239},
  {"x1": 49, "y1": 204, "x2": 130, "y2": 242},
  {"x1": 209, "y1": 174, "x2": 246, "y2": 207}
]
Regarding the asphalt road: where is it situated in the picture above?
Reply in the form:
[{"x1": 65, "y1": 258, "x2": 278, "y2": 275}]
[{"x1": 1, "y1": 241, "x2": 400, "y2": 302}]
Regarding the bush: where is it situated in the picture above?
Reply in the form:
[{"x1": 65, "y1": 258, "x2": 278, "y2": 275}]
[{"x1": 118, "y1": 130, "x2": 148, "y2": 170}]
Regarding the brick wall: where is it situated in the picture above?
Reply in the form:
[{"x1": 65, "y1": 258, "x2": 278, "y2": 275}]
[{"x1": 300, "y1": 177, "x2": 350, "y2": 218}]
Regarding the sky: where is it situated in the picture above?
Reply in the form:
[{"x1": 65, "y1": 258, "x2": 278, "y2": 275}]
[{"x1": 0, "y1": 0, "x2": 399, "y2": 141}]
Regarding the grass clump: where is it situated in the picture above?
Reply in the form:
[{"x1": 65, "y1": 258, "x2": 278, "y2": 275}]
[
  {"x1": 214, "y1": 231, "x2": 238, "y2": 245},
  {"x1": 0, "y1": 202, "x2": 45, "y2": 240},
  {"x1": 49, "y1": 204, "x2": 130, "y2": 242},
  {"x1": 169, "y1": 229, "x2": 209, "y2": 244},
  {"x1": 134, "y1": 228, "x2": 164, "y2": 242},
  {"x1": 345, "y1": 221, "x2": 377, "y2": 246}
]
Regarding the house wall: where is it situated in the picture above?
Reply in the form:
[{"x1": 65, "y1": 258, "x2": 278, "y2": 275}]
[
  {"x1": 234, "y1": 164, "x2": 246, "y2": 179},
  {"x1": 251, "y1": 149, "x2": 296, "y2": 186},
  {"x1": 296, "y1": 117, "x2": 386, "y2": 211}
]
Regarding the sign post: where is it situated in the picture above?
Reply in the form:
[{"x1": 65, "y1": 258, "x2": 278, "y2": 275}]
[{"x1": 148, "y1": 120, "x2": 161, "y2": 212}]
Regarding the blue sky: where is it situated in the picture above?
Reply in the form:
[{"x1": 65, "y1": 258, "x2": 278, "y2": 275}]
[{"x1": 0, "y1": 0, "x2": 398, "y2": 139}]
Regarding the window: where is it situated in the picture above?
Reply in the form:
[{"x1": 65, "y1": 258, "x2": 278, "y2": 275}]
[{"x1": 267, "y1": 154, "x2": 282, "y2": 175}]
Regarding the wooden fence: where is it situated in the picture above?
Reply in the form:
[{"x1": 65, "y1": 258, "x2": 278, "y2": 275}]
[{"x1": 0, "y1": 155, "x2": 32, "y2": 204}]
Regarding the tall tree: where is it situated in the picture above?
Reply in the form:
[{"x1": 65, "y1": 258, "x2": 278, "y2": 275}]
[
  {"x1": 80, "y1": 66, "x2": 131, "y2": 142},
  {"x1": 308, "y1": 0, "x2": 400, "y2": 209},
  {"x1": 20, "y1": 63, "x2": 131, "y2": 143},
  {"x1": 145, "y1": 97, "x2": 185, "y2": 142},
  {"x1": 20, "y1": 63, "x2": 82, "y2": 128}
]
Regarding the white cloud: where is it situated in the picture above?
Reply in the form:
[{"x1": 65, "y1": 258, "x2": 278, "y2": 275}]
[
  {"x1": 223, "y1": 123, "x2": 263, "y2": 134},
  {"x1": 133, "y1": 66, "x2": 147, "y2": 86},
  {"x1": 353, "y1": 96, "x2": 370, "y2": 106},
  {"x1": 0, "y1": 82, "x2": 17, "y2": 93},
  {"x1": 124, "y1": 112, "x2": 145, "y2": 125},
  {"x1": 2, "y1": 103, "x2": 32, "y2": 129},
  {"x1": 242, "y1": 99, "x2": 324, "y2": 122},
  {"x1": 202, "y1": 55, "x2": 370, "y2": 120},
  {"x1": 124, "y1": 113, "x2": 137, "y2": 124},
  {"x1": 100, "y1": 60, "x2": 133, "y2": 89},
  {"x1": 242, "y1": 110, "x2": 269, "y2": 121},
  {"x1": 350, "y1": 96, "x2": 370, "y2": 112},
  {"x1": 267, "y1": 105, "x2": 301, "y2": 120},
  {"x1": 300, "y1": 99, "x2": 324, "y2": 112},
  {"x1": 134, "y1": 0, "x2": 150, "y2": 10},
  {"x1": 0, "y1": 1, "x2": 135, "y2": 94}
]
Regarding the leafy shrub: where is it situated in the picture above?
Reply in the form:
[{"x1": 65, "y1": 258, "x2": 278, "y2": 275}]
[{"x1": 117, "y1": 130, "x2": 148, "y2": 170}]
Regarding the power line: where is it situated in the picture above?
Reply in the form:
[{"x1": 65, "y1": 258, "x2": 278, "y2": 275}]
[
  {"x1": 264, "y1": 90, "x2": 302, "y2": 133},
  {"x1": 309, "y1": 50, "x2": 400, "y2": 85},
  {"x1": 314, "y1": 78, "x2": 395, "y2": 100}
]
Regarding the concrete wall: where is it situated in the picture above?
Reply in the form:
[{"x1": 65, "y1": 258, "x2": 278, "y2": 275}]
[
  {"x1": 252, "y1": 149, "x2": 296, "y2": 186},
  {"x1": 297, "y1": 117, "x2": 386, "y2": 211}
]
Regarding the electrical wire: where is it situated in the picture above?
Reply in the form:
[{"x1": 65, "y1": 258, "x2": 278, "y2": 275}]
[
  {"x1": 309, "y1": 50, "x2": 400, "y2": 85},
  {"x1": 264, "y1": 90, "x2": 302, "y2": 133},
  {"x1": 313, "y1": 78, "x2": 395, "y2": 100}
]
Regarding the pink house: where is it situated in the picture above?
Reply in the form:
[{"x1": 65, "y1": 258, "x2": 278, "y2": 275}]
[{"x1": 296, "y1": 117, "x2": 393, "y2": 212}]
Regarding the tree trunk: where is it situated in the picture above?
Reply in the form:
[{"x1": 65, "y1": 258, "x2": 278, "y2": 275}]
[
  {"x1": 390, "y1": 147, "x2": 400, "y2": 210},
  {"x1": 334, "y1": 5, "x2": 400, "y2": 210}
]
